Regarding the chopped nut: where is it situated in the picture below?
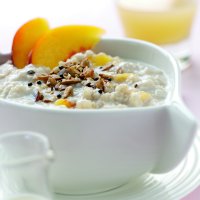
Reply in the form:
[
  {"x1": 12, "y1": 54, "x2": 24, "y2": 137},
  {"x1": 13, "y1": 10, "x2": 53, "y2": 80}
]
[
  {"x1": 36, "y1": 75, "x2": 49, "y2": 83},
  {"x1": 50, "y1": 67, "x2": 60, "y2": 74},
  {"x1": 66, "y1": 66, "x2": 80, "y2": 77},
  {"x1": 47, "y1": 77, "x2": 57, "y2": 87},
  {"x1": 99, "y1": 73, "x2": 113, "y2": 80},
  {"x1": 63, "y1": 73, "x2": 71, "y2": 79},
  {"x1": 43, "y1": 99, "x2": 52, "y2": 103},
  {"x1": 58, "y1": 68, "x2": 66, "y2": 77},
  {"x1": 50, "y1": 74, "x2": 62, "y2": 80},
  {"x1": 96, "y1": 78, "x2": 105, "y2": 91},
  {"x1": 35, "y1": 91, "x2": 44, "y2": 102},
  {"x1": 61, "y1": 78, "x2": 81, "y2": 85},
  {"x1": 117, "y1": 67, "x2": 124, "y2": 74},
  {"x1": 80, "y1": 58, "x2": 90, "y2": 68},
  {"x1": 83, "y1": 68, "x2": 94, "y2": 79},
  {"x1": 63, "y1": 86, "x2": 73, "y2": 98},
  {"x1": 64, "y1": 61, "x2": 77, "y2": 68},
  {"x1": 58, "y1": 84, "x2": 67, "y2": 91},
  {"x1": 55, "y1": 82, "x2": 61, "y2": 90},
  {"x1": 102, "y1": 64, "x2": 114, "y2": 71},
  {"x1": 78, "y1": 66, "x2": 84, "y2": 72}
]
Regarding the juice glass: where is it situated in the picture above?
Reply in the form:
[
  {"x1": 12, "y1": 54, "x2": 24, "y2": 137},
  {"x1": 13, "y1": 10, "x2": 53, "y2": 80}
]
[
  {"x1": 117, "y1": 0, "x2": 196, "y2": 44},
  {"x1": 116, "y1": 0, "x2": 197, "y2": 70}
]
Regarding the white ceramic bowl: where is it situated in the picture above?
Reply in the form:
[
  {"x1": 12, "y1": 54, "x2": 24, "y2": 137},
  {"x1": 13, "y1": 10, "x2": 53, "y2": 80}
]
[{"x1": 0, "y1": 38, "x2": 197, "y2": 195}]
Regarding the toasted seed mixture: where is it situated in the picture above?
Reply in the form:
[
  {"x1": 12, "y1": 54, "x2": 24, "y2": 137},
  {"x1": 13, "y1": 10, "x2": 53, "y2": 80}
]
[{"x1": 0, "y1": 50, "x2": 169, "y2": 109}]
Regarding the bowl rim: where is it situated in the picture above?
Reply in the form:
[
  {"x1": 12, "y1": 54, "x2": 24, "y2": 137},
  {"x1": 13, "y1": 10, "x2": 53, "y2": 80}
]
[{"x1": 0, "y1": 37, "x2": 180, "y2": 113}]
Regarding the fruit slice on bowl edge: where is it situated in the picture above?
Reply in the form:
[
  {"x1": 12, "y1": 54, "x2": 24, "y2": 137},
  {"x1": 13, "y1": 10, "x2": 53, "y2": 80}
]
[
  {"x1": 31, "y1": 25, "x2": 105, "y2": 69},
  {"x1": 12, "y1": 18, "x2": 50, "y2": 68}
]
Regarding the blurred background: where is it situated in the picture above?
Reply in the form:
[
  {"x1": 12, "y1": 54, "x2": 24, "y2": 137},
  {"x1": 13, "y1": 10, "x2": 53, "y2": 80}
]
[
  {"x1": 1, "y1": 0, "x2": 197, "y2": 52},
  {"x1": 0, "y1": 0, "x2": 122, "y2": 53}
]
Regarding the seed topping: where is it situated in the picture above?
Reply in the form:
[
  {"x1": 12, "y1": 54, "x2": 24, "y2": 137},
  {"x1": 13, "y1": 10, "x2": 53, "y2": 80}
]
[
  {"x1": 27, "y1": 70, "x2": 35, "y2": 75},
  {"x1": 34, "y1": 55, "x2": 115, "y2": 106}
]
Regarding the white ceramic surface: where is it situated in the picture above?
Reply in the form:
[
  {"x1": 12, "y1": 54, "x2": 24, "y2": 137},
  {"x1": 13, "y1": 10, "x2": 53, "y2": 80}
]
[
  {"x1": 161, "y1": 38, "x2": 191, "y2": 71},
  {"x1": 55, "y1": 130, "x2": 200, "y2": 200},
  {"x1": 0, "y1": 38, "x2": 197, "y2": 195}
]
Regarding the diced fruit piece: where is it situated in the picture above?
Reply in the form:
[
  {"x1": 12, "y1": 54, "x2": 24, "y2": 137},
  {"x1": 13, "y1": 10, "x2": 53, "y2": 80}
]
[
  {"x1": 114, "y1": 73, "x2": 132, "y2": 83},
  {"x1": 54, "y1": 99, "x2": 76, "y2": 108},
  {"x1": 12, "y1": 18, "x2": 50, "y2": 68},
  {"x1": 31, "y1": 25, "x2": 105, "y2": 68},
  {"x1": 139, "y1": 91, "x2": 152, "y2": 103},
  {"x1": 90, "y1": 53, "x2": 112, "y2": 67}
]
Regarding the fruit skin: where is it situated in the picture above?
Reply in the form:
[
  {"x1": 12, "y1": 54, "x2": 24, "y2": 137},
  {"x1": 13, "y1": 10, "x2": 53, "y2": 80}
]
[
  {"x1": 12, "y1": 18, "x2": 50, "y2": 68},
  {"x1": 31, "y1": 25, "x2": 105, "y2": 69}
]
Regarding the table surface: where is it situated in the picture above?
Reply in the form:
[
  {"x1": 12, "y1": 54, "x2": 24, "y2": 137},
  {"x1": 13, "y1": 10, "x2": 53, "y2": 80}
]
[{"x1": 0, "y1": 0, "x2": 199, "y2": 199}]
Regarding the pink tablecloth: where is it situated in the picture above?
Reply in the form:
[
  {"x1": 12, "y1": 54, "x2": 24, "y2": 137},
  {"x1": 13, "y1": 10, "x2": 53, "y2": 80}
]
[{"x1": 0, "y1": 0, "x2": 199, "y2": 199}]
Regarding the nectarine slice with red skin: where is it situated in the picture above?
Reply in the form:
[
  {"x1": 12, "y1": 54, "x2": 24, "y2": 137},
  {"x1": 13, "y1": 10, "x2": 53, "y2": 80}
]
[
  {"x1": 31, "y1": 25, "x2": 105, "y2": 68},
  {"x1": 12, "y1": 18, "x2": 50, "y2": 68}
]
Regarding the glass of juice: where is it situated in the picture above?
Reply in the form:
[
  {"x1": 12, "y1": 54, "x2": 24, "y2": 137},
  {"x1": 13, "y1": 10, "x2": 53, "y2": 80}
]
[
  {"x1": 116, "y1": 0, "x2": 197, "y2": 70},
  {"x1": 0, "y1": 131, "x2": 54, "y2": 200}
]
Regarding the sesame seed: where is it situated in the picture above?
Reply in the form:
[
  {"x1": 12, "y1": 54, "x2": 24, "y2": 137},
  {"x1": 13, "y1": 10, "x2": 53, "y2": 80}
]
[
  {"x1": 37, "y1": 80, "x2": 42, "y2": 85},
  {"x1": 98, "y1": 89, "x2": 103, "y2": 94},
  {"x1": 134, "y1": 84, "x2": 138, "y2": 88},
  {"x1": 28, "y1": 82, "x2": 33, "y2": 87},
  {"x1": 94, "y1": 77, "x2": 99, "y2": 81},
  {"x1": 57, "y1": 94, "x2": 62, "y2": 99},
  {"x1": 86, "y1": 83, "x2": 92, "y2": 87},
  {"x1": 59, "y1": 66, "x2": 64, "y2": 70},
  {"x1": 27, "y1": 70, "x2": 35, "y2": 75}
]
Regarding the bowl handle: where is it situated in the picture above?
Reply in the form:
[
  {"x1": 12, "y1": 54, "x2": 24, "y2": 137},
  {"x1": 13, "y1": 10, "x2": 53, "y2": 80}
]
[{"x1": 152, "y1": 101, "x2": 197, "y2": 173}]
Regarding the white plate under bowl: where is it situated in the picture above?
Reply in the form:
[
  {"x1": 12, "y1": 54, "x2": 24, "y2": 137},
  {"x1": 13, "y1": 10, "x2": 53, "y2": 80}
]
[{"x1": 55, "y1": 130, "x2": 200, "y2": 200}]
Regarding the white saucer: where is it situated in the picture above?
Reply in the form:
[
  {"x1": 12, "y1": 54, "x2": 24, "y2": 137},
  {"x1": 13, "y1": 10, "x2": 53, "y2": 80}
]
[{"x1": 55, "y1": 130, "x2": 200, "y2": 200}]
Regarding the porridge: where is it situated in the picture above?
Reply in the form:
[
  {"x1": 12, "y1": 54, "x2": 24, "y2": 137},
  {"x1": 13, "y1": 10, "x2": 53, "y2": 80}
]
[{"x1": 0, "y1": 50, "x2": 169, "y2": 109}]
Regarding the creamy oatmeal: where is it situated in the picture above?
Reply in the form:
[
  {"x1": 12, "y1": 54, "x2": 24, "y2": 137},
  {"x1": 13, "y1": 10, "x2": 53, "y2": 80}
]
[{"x1": 0, "y1": 51, "x2": 169, "y2": 109}]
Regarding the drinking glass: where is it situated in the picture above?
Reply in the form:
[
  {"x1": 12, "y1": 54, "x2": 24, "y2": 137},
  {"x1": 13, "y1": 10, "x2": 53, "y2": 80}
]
[
  {"x1": 0, "y1": 131, "x2": 54, "y2": 200},
  {"x1": 116, "y1": 0, "x2": 197, "y2": 70}
]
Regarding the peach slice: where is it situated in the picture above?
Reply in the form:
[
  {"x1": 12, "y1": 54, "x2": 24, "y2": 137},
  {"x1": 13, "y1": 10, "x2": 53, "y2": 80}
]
[
  {"x1": 90, "y1": 53, "x2": 113, "y2": 67},
  {"x1": 12, "y1": 18, "x2": 50, "y2": 68},
  {"x1": 54, "y1": 99, "x2": 76, "y2": 108},
  {"x1": 114, "y1": 73, "x2": 131, "y2": 83},
  {"x1": 31, "y1": 25, "x2": 105, "y2": 68}
]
